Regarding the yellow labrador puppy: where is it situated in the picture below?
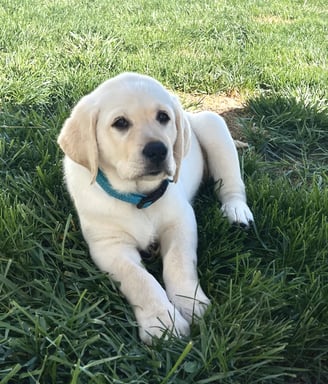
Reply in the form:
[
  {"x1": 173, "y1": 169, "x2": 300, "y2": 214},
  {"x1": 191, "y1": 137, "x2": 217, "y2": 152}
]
[{"x1": 58, "y1": 72, "x2": 253, "y2": 344}]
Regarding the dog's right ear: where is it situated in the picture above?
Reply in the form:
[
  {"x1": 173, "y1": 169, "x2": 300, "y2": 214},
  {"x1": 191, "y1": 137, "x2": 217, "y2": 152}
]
[
  {"x1": 171, "y1": 95, "x2": 191, "y2": 182},
  {"x1": 57, "y1": 96, "x2": 99, "y2": 183}
]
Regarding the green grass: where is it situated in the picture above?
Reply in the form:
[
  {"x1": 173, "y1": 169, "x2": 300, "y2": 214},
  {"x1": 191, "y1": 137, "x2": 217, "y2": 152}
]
[{"x1": 1, "y1": 0, "x2": 328, "y2": 382}]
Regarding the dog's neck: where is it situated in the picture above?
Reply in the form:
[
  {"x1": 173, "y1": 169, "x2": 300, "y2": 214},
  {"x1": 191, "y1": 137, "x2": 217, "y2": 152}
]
[{"x1": 96, "y1": 169, "x2": 171, "y2": 209}]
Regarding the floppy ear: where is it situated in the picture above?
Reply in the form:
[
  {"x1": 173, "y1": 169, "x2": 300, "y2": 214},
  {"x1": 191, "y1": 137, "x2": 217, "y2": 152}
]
[
  {"x1": 172, "y1": 96, "x2": 191, "y2": 182},
  {"x1": 57, "y1": 96, "x2": 99, "y2": 183}
]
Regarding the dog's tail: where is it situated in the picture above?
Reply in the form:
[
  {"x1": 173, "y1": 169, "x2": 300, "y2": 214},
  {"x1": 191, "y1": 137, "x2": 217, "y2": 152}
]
[{"x1": 234, "y1": 140, "x2": 249, "y2": 149}]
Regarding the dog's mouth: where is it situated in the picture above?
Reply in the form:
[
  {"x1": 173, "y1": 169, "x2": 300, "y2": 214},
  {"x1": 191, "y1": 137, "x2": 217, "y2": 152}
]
[
  {"x1": 140, "y1": 171, "x2": 166, "y2": 182},
  {"x1": 147, "y1": 170, "x2": 162, "y2": 176},
  {"x1": 116, "y1": 157, "x2": 174, "y2": 182},
  {"x1": 142, "y1": 164, "x2": 174, "y2": 180},
  {"x1": 142, "y1": 161, "x2": 172, "y2": 178}
]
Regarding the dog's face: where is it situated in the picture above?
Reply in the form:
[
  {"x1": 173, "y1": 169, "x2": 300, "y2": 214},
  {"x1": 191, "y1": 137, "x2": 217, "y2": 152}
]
[
  {"x1": 96, "y1": 78, "x2": 179, "y2": 181},
  {"x1": 58, "y1": 73, "x2": 191, "y2": 184}
]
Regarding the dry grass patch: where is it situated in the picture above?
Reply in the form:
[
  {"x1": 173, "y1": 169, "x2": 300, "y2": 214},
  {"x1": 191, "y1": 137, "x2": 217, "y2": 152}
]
[
  {"x1": 178, "y1": 92, "x2": 247, "y2": 141},
  {"x1": 254, "y1": 15, "x2": 295, "y2": 24}
]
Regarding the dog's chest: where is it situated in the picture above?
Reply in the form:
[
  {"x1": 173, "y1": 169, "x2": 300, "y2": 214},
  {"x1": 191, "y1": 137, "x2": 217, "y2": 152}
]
[
  {"x1": 103, "y1": 203, "x2": 160, "y2": 251},
  {"x1": 128, "y1": 211, "x2": 158, "y2": 250}
]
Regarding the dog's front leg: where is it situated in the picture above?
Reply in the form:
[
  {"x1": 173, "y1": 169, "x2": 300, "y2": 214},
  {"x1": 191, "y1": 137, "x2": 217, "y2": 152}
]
[
  {"x1": 160, "y1": 206, "x2": 210, "y2": 324},
  {"x1": 88, "y1": 241, "x2": 190, "y2": 344}
]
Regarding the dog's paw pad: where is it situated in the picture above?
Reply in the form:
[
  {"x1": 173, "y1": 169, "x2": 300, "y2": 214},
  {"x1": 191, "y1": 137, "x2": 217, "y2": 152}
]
[
  {"x1": 221, "y1": 200, "x2": 254, "y2": 227},
  {"x1": 232, "y1": 219, "x2": 254, "y2": 230}
]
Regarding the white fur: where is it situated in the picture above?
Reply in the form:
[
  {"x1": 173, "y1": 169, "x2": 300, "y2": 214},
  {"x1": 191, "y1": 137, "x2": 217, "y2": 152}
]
[{"x1": 58, "y1": 73, "x2": 254, "y2": 344}]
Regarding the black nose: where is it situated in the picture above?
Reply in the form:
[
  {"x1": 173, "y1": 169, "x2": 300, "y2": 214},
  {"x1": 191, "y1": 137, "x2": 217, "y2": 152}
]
[{"x1": 142, "y1": 141, "x2": 168, "y2": 164}]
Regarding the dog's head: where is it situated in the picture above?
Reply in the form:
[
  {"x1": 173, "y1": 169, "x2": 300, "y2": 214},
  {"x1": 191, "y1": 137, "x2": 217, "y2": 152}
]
[{"x1": 57, "y1": 73, "x2": 191, "y2": 185}]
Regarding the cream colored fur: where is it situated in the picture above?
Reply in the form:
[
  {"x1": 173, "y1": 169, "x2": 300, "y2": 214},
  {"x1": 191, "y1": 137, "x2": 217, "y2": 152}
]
[{"x1": 58, "y1": 72, "x2": 254, "y2": 344}]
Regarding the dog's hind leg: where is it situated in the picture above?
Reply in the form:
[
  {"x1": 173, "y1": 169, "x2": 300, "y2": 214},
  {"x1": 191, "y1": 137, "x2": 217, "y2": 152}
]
[{"x1": 187, "y1": 111, "x2": 254, "y2": 227}]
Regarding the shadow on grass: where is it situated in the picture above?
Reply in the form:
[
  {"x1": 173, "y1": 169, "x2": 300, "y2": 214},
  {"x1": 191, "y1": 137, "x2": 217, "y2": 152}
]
[{"x1": 243, "y1": 93, "x2": 328, "y2": 163}]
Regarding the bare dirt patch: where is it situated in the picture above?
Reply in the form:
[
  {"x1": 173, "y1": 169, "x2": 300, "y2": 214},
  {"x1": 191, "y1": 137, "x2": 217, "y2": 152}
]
[{"x1": 177, "y1": 92, "x2": 248, "y2": 141}]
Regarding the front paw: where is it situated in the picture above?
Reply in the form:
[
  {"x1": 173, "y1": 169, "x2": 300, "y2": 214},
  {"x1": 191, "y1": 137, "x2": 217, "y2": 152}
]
[
  {"x1": 221, "y1": 200, "x2": 254, "y2": 227},
  {"x1": 168, "y1": 285, "x2": 210, "y2": 324},
  {"x1": 136, "y1": 304, "x2": 190, "y2": 345}
]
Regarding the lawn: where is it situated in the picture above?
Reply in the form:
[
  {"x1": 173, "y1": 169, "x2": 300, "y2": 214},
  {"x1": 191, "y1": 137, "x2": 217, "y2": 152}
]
[{"x1": 1, "y1": 0, "x2": 328, "y2": 383}]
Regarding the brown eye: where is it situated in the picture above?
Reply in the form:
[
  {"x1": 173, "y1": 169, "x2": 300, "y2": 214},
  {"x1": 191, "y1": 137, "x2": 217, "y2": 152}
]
[
  {"x1": 156, "y1": 111, "x2": 170, "y2": 125},
  {"x1": 112, "y1": 117, "x2": 131, "y2": 130}
]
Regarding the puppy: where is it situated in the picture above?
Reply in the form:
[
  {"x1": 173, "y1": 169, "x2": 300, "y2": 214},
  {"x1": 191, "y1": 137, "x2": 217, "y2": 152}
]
[{"x1": 58, "y1": 72, "x2": 253, "y2": 344}]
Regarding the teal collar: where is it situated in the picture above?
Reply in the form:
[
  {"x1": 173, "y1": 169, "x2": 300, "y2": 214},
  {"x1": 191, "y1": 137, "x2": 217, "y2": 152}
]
[{"x1": 96, "y1": 169, "x2": 171, "y2": 209}]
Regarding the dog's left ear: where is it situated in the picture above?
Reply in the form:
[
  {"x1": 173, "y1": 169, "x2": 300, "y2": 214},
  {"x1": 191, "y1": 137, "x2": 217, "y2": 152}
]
[
  {"x1": 172, "y1": 95, "x2": 191, "y2": 182},
  {"x1": 57, "y1": 95, "x2": 99, "y2": 183}
]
